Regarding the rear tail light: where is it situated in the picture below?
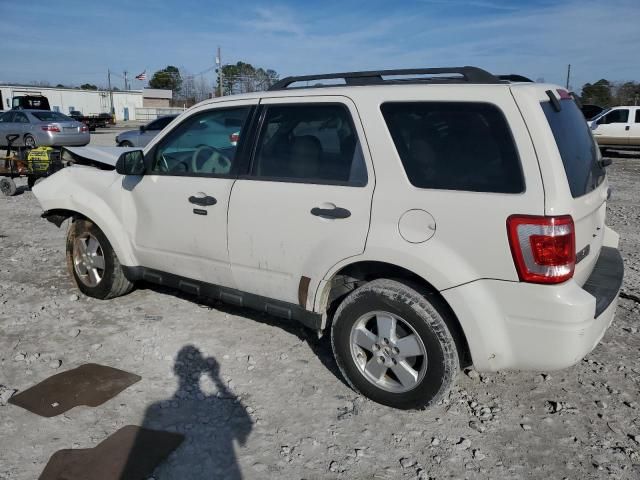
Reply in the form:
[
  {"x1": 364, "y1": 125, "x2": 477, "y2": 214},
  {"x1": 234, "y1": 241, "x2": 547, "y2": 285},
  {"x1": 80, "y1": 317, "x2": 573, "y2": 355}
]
[
  {"x1": 80, "y1": 125, "x2": 89, "y2": 132},
  {"x1": 41, "y1": 125, "x2": 60, "y2": 132},
  {"x1": 229, "y1": 132, "x2": 239, "y2": 144},
  {"x1": 507, "y1": 215, "x2": 575, "y2": 284}
]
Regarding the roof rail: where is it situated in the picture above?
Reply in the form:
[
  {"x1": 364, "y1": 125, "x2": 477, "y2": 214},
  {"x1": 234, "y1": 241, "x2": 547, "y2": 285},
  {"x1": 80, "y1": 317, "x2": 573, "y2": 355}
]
[
  {"x1": 498, "y1": 74, "x2": 533, "y2": 83},
  {"x1": 268, "y1": 66, "x2": 501, "y2": 90}
]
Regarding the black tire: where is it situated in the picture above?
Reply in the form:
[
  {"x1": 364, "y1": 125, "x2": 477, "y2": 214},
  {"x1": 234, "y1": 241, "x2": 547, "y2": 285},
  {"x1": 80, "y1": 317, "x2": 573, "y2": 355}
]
[
  {"x1": 119, "y1": 141, "x2": 133, "y2": 147},
  {"x1": 24, "y1": 135, "x2": 36, "y2": 148},
  {"x1": 331, "y1": 279, "x2": 459, "y2": 410},
  {"x1": 66, "y1": 219, "x2": 134, "y2": 299},
  {"x1": 27, "y1": 176, "x2": 36, "y2": 189},
  {"x1": 0, "y1": 178, "x2": 17, "y2": 197}
]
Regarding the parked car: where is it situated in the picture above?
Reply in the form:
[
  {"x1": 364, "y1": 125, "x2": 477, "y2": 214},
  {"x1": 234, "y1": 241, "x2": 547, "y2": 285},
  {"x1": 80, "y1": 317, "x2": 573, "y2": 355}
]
[
  {"x1": 116, "y1": 115, "x2": 178, "y2": 147},
  {"x1": 33, "y1": 67, "x2": 623, "y2": 410},
  {"x1": 588, "y1": 106, "x2": 640, "y2": 152},
  {"x1": 0, "y1": 110, "x2": 89, "y2": 148}
]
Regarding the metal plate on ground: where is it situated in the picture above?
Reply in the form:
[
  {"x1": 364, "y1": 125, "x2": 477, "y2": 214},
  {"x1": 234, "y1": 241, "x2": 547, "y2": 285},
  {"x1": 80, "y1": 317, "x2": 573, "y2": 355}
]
[
  {"x1": 39, "y1": 425, "x2": 184, "y2": 480},
  {"x1": 8, "y1": 363, "x2": 141, "y2": 417}
]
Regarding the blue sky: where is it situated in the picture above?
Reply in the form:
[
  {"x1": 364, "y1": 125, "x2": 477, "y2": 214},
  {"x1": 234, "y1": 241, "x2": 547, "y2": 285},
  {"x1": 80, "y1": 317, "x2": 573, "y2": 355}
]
[{"x1": 1, "y1": 0, "x2": 639, "y2": 91}]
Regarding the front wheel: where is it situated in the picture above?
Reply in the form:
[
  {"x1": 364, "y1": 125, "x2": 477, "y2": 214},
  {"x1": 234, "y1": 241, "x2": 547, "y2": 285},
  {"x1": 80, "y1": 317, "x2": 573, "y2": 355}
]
[
  {"x1": 331, "y1": 279, "x2": 459, "y2": 410},
  {"x1": 66, "y1": 219, "x2": 134, "y2": 299},
  {"x1": 119, "y1": 141, "x2": 133, "y2": 147}
]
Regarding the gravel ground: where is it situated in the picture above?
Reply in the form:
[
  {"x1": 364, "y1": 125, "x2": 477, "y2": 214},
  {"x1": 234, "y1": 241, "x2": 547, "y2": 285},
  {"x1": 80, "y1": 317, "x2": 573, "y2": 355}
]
[{"x1": 0, "y1": 132, "x2": 639, "y2": 479}]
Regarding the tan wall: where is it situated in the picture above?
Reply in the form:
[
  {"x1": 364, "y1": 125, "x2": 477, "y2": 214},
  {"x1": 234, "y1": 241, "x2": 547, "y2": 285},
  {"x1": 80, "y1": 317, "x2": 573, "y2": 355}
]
[{"x1": 143, "y1": 97, "x2": 171, "y2": 108}]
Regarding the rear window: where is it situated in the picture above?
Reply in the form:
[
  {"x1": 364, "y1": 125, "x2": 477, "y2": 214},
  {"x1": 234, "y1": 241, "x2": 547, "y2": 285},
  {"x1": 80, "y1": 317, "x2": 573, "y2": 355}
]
[
  {"x1": 381, "y1": 102, "x2": 524, "y2": 193},
  {"x1": 32, "y1": 111, "x2": 72, "y2": 122},
  {"x1": 541, "y1": 99, "x2": 605, "y2": 198}
]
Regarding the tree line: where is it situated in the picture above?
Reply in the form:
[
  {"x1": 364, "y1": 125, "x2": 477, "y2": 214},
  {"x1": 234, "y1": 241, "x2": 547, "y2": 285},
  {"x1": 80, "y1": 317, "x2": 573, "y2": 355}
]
[
  {"x1": 148, "y1": 62, "x2": 279, "y2": 106},
  {"x1": 580, "y1": 79, "x2": 640, "y2": 107}
]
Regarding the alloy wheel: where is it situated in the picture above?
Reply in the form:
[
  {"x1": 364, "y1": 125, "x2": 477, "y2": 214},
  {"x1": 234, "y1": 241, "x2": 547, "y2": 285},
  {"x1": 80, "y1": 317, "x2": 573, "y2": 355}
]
[
  {"x1": 349, "y1": 311, "x2": 428, "y2": 393},
  {"x1": 73, "y1": 233, "x2": 106, "y2": 287}
]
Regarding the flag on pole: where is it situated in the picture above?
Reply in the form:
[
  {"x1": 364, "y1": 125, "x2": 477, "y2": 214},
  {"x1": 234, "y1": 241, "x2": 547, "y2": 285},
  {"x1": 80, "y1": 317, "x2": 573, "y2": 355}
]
[{"x1": 135, "y1": 70, "x2": 147, "y2": 81}]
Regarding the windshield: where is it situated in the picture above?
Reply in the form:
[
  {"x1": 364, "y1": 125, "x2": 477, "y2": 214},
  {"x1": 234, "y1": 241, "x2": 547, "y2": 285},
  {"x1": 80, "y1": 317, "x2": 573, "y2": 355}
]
[
  {"x1": 541, "y1": 99, "x2": 605, "y2": 198},
  {"x1": 32, "y1": 111, "x2": 73, "y2": 122},
  {"x1": 591, "y1": 107, "x2": 611, "y2": 123}
]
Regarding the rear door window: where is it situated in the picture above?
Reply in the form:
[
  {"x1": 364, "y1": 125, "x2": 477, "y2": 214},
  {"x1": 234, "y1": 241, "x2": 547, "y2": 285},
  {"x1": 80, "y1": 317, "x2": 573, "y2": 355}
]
[
  {"x1": 0, "y1": 112, "x2": 15, "y2": 123},
  {"x1": 541, "y1": 99, "x2": 605, "y2": 198},
  {"x1": 251, "y1": 104, "x2": 367, "y2": 185},
  {"x1": 14, "y1": 112, "x2": 29, "y2": 123},
  {"x1": 381, "y1": 102, "x2": 523, "y2": 193}
]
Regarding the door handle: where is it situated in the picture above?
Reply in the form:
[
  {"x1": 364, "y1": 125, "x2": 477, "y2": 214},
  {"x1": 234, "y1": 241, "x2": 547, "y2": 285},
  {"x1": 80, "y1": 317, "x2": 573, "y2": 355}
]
[
  {"x1": 311, "y1": 206, "x2": 351, "y2": 219},
  {"x1": 188, "y1": 195, "x2": 217, "y2": 206},
  {"x1": 625, "y1": 125, "x2": 630, "y2": 131}
]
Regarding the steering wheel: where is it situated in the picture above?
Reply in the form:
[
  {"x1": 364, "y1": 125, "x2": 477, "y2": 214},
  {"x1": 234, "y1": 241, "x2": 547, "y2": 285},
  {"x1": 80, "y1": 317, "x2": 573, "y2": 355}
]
[{"x1": 191, "y1": 145, "x2": 230, "y2": 174}]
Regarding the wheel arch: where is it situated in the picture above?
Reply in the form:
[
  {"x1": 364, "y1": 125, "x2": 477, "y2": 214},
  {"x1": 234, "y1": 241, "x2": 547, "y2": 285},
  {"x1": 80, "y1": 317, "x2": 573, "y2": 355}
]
[
  {"x1": 317, "y1": 260, "x2": 472, "y2": 367},
  {"x1": 41, "y1": 207, "x2": 137, "y2": 267}
]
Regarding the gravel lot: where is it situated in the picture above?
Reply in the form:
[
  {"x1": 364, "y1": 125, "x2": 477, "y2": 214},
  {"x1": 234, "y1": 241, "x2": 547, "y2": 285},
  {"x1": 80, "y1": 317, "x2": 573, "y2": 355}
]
[{"x1": 0, "y1": 130, "x2": 639, "y2": 479}]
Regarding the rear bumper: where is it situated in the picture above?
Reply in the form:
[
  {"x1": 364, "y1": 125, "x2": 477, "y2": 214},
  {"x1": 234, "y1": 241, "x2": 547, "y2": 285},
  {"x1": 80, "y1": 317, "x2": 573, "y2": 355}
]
[{"x1": 443, "y1": 239, "x2": 623, "y2": 372}]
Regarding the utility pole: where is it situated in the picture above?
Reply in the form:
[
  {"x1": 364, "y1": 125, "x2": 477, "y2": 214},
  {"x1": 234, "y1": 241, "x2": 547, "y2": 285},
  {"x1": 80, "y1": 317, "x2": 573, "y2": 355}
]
[
  {"x1": 565, "y1": 64, "x2": 571, "y2": 90},
  {"x1": 216, "y1": 46, "x2": 223, "y2": 97},
  {"x1": 123, "y1": 71, "x2": 128, "y2": 91},
  {"x1": 107, "y1": 69, "x2": 114, "y2": 116}
]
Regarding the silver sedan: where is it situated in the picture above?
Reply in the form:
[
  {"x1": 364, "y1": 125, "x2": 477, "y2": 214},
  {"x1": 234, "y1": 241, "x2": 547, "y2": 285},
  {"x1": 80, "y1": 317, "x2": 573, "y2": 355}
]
[
  {"x1": 116, "y1": 115, "x2": 178, "y2": 147},
  {"x1": 0, "y1": 110, "x2": 90, "y2": 148}
]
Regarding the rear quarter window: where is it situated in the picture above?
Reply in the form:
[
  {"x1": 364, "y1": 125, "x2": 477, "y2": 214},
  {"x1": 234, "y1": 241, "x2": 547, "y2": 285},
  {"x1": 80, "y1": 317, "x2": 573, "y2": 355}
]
[
  {"x1": 381, "y1": 102, "x2": 524, "y2": 193},
  {"x1": 541, "y1": 99, "x2": 605, "y2": 198}
]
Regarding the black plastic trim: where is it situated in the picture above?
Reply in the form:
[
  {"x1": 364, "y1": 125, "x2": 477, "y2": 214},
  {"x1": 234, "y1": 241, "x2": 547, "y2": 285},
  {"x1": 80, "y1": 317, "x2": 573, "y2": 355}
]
[
  {"x1": 546, "y1": 90, "x2": 562, "y2": 112},
  {"x1": 498, "y1": 74, "x2": 533, "y2": 83},
  {"x1": 122, "y1": 266, "x2": 323, "y2": 330},
  {"x1": 582, "y1": 246, "x2": 624, "y2": 318}
]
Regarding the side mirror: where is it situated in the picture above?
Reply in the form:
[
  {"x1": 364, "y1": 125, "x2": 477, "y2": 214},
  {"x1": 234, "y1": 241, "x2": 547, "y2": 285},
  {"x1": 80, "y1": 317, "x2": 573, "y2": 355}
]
[
  {"x1": 139, "y1": 125, "x2": 146, "y2": 132},
  {"x1": 115, "y1": 150, "x2": 145, "y2": 175}
]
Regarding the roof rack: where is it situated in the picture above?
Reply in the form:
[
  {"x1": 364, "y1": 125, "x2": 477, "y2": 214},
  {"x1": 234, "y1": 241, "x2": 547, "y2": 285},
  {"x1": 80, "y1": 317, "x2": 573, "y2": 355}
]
[
  {"x1": 498, "y1": 74, "x2": 533, "y2": 83},
  {"x1": 268, "y1": 66, "x2": 501, "y2": 90}
]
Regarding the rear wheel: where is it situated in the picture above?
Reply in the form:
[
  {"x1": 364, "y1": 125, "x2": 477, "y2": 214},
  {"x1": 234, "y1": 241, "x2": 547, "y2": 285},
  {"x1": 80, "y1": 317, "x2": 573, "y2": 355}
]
[
  {"x1": 119, "y1": 140, "x2": 133, "y2": 147},
  {"x1": 66, "y1": 219, "x2": 134, "y2": 299},
  {"x1": 0, "y1": 178, "x2": 17, "y2": 196},
  {"x1": 331, "y1": 279, "x2": 459, "y2": 410},
  {"x1": 24, "y1": 135, "x2": 36, "y2": 149}
]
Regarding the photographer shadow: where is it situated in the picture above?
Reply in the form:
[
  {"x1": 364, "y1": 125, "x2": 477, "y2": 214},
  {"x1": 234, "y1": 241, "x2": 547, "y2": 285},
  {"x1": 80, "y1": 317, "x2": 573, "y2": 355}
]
[{"x1": 122, "y1": 345, "x2": 252, "y2": 479}]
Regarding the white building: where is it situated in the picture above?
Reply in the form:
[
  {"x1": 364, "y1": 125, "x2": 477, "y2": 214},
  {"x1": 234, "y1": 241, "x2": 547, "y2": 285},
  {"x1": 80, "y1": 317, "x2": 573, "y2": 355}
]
[{"x1": 0, "y1": 85, "x2": 174, "y2": 121}]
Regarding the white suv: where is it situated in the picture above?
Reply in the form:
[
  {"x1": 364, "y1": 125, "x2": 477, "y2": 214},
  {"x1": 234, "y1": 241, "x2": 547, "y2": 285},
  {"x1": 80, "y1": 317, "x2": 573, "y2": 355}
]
[{"x1": 34, "y1": 67, "x2": 624, "y2": 410}]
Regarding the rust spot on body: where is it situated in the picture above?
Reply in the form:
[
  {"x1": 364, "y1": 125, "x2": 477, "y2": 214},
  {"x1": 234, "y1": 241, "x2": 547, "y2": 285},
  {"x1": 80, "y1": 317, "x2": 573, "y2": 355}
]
[{"x1": 298, "y1": 276, "x2": 311, "y2": 308}]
